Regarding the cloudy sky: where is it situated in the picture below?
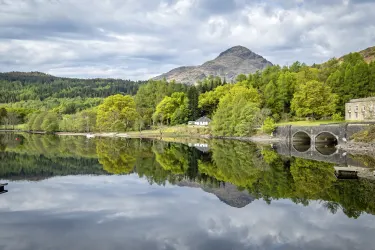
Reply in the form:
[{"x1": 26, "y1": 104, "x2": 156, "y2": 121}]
[
  {"x1": 0, "y1": 0, "x2": 374, "y2": 80},
  {"x1": 1, "y1": 175, "x2": 375, "y2": 250}
]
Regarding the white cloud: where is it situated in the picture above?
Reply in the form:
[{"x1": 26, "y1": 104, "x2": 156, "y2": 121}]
[
  {"x1": 0, "y1": 175, "x2": 375, "y2": 250},
  {"x1": 0, "y1": 0, "x2": 374, "y2": 79}
]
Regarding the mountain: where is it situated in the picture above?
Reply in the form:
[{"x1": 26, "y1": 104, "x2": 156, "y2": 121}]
[
  {"x1": 153, "y1": 46, "x2": 273, "y2": 85},
  {"x1": 177, "y1": 180, "x2": 255, "y2": 208},
  {"x1": 338, "y1": 46, "x2": 375, "y2": 63}
]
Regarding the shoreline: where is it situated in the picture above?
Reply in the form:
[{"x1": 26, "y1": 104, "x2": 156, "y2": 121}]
[
  {"x1": 1, "y1": 129, "x2": 281, "y2": 144},
  {"x1": 3, "y1": 129, "x2": 375, "y2": 154},
  {"x1": 337, "y1": 142, "x2": 375, "y2": 156},
  {"x1": 55, "y1": 131, "x2": 281, "y2": 144}
]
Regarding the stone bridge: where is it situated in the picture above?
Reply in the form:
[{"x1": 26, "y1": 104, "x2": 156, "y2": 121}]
[{"x1": 274, "y1": 123, "x2": 370, "y2": 160}]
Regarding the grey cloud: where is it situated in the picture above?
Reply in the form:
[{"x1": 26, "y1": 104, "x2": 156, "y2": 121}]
[
  {"x1": 1, "y1": 176, "x2": 375, "y2": 250},
  {"x1": 0, "y1": 0, "x2": 374, "y2": 79}
]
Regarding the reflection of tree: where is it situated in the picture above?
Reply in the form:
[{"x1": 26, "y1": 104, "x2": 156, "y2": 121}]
[
  {"x1": 96, "y1": 138, "x2": 136, "y2": 174},
  {"x1": 199, "y1": 140, "x2": 267, "y2": 188},
  {"x1": 153, "y1": 143, "x2": 189, "y2": 175},
  {"x1": 3, "y1": 134, "x2": 375, "y2": 219},
  {"x1": 290, "y1": 158, "x2": 336, "y2": 199}
]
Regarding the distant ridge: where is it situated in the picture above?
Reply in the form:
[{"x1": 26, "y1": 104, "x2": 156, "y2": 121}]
[
  {"x1": 341, "y1": 46, "x2": 375, "y2": 63},
  {"x1": 153, "y1": 45, "x2": 273, "y2": 85}
]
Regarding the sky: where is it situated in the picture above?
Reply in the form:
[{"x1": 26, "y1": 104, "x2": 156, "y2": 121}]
[
  {"x1": 0, "y1": 0, "x2": 374, "y2": 80},
  {"x1": 1, "y1": 175, "x2": 375, "y2": 250}
]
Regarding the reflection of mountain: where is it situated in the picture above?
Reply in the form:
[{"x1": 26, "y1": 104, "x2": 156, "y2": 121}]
[{"x1": 177, "y1": 180, "x2": 254, "y2": 208}]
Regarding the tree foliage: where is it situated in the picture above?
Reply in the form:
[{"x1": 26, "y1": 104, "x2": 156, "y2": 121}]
[
  {"x1": 97, "y1": 94, "x2": 139, "y2": 132},
  {"x1": 291, "y1": 80, "x2": 338, "y2": 119},
  {"x1": 211, "y1": 85, "x2": 260, "y2": 136},
  {"x1": 153, "y1": 92, "x2": 190, "y2": 125}
]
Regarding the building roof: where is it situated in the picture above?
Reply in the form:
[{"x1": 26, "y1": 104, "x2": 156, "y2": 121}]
[
  {"x1": 348, "y1": 97, "x2": 375, "y2": 103},
  {"x1": 195, "y1": 116, "x2": 212, "y2": 123}
]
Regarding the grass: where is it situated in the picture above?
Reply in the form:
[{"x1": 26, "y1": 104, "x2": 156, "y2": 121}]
[
  {"x1": 276, "y1": 120, "x2": 345, "y2": 127},
  {"x1": 126, "y1": 125, "x2": 211, "y2": 138}
]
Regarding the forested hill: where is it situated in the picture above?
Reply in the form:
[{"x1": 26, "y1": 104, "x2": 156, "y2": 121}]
[
  {"x1": 339, "y1": 46, "x2": 375, "y2": 64},
  {"x1": 0, "y1": 71, "x2": 144, "y2": 103}
]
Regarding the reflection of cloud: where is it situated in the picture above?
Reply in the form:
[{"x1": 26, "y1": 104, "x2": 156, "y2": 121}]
[
  {"x1": 0, "y1": 175, "x2": 374, "y2": 250},
  {"x1": 0, "y1": 0, "x2": 374, "y2": 79}
]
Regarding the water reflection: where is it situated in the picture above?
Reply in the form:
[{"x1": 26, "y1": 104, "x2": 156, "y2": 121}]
[{"x1": 1, "y1": 133, "x2": 375, "y2": 249}]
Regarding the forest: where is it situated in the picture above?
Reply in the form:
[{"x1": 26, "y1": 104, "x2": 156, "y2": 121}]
[{"x1": 0, "y1": 51, "x2": 375, "y2": 136}]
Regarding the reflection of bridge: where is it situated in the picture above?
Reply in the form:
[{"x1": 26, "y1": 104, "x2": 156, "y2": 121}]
[
  {"x1": 275, "y1": 123, "x2": 370, "y2": 157},
  {"x1": 274, "y1": 142, "x2": 375, "y2": 179}
]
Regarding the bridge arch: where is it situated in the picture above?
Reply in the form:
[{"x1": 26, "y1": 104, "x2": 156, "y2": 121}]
[
  {"x1": 314, "y1": 131, "x2": 338, "y2": 156},
  {"x1": 292, "y1": 131, "x2": 311, "y2": 152}
]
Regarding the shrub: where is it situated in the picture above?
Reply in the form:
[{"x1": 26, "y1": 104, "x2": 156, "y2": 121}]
[
  {"x1": 262, "y1": 117, "x2": 276, "y2": 134},
  {"x1": 332, "y1": 113, "x2": 344, "y2": 121}
]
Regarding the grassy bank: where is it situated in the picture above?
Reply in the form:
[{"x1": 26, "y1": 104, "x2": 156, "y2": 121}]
[
  {"x1": 351, "y1": 125, "x2": 375, "y2": 143},
  {"x1": 276, "y1": 120, "x2": 344, "y2": 126},
  {"x1": 124, "y1": 125, "x2": 211, "y2": 138}
]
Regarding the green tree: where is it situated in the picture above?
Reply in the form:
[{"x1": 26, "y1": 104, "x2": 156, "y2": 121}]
[
  {"x1": 32, "y1": 112, "x2": 48, "y2": 131},
  {"x1": 211, "y1": 85, "x2": 260, "y2": 136},
  {"x1": 187, "y1": 86, "x2": 200, "y2": 121},
  {"x1": 264, "y1": 80, "x2": 282, "y2": 115},
  {"x1": 198, "y1": 84, "x2": 233, "y2": 117},
  {"x1": 153, "y1": 92, "x2": 189, "y2": 125},
  {"x1": 0, "y1": 108, "x2": 7, "y2": 125},
  {"x1": 353, "y1": 61, "x2": 370, "y2": 97},
  {"x1": 262, "y1": 117, "x2": 276, "y2": 134},
  {"x1": 41, "y1": 112, "x2": 59, "y2": 132},
  {"x1": 27, "y1": 113, "x2": 38, "y2": 131},
  {"x1": 291, "y1": 80, "x2": 338, "y2": 119},
  {"x1": 97, "y1": 94, "x2": 139, "y2": 132}
]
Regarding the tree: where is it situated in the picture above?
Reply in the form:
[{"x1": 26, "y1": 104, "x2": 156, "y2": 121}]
[
  {"x1": 264, "y1": 80, "x2": 282, "y2": 115},
  {"x1": 277, "y1": 72, "x2": 297, "y2": 113},
  {"x1": 211, "y1": 85, "x2": 261, "y2": 136},
  {"x1": 77, "y1": 109, "x2": 97, "y2": 132},
  {"x1": 198, "y1": 84, "x2": 232, "y2": 117},
  {"x1": 0, "y1": 108, "x2": 7, "y2": 125},
  {"x1": 32, "y1": 112, "x2": 48, "y2": 131},
  {"x1": 27, "y1": 113, "x2": 38, "y2": 131},
  {"x1": 187, "y1": 86, "x2": 200, "y2": 121},
  {"x1": 41, "y1": 112, "x2": 59, "y2": 133},
  {"x1": 291, "y1": 80, "x2": 338, "y2": 119},
  {"x1": 6, "y1": 112, "x2": 20, "y2": 130},
  {"x1": 353, "y1": 61, "x2": 370, "y2": 97},
  {"x1": 153, "y1": 92, "x2": 189, "y2": 125},
  {"x1": 262, "y1": 117, "x2": 276, "y2": 134},
  {"x1": 369, "y1": 62, "x2": 375, "y2": 93},
  {"x1": 97, "y1": 94, "x2": 139, "y2": 132}
]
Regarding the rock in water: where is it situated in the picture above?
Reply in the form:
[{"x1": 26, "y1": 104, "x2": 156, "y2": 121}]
[{"x1": 152, "y1": 45, "x2": 273, "y2": 85}]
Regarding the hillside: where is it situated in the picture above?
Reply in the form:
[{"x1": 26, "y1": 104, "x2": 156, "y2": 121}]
[
  {"x1": 153, "y1": 45, "x2": 273, "y2": 85},
  {"x1": 339, "y1": 46, "x2": 375, "y2": 63},
  {"x1": 0, "y1": 72, "x2": 143, "y2": 103}
]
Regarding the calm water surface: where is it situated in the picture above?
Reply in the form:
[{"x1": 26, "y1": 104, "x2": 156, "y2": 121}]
[{"x1": 1, "y1": 133, "x2": 375, "y2": 250}]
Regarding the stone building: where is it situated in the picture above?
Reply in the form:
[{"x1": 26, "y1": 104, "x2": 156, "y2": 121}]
[{"x1": 345, "y1": 97, "x2": 375, "y2": 121}]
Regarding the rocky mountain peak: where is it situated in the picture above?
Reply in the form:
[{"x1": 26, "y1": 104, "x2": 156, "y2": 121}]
[
  {"x1": 152, "y1": 45, "x2": 273, "y2": 85},
  {"x1": 217, "y1": 45, "x2": 258, "y2": 60}
]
